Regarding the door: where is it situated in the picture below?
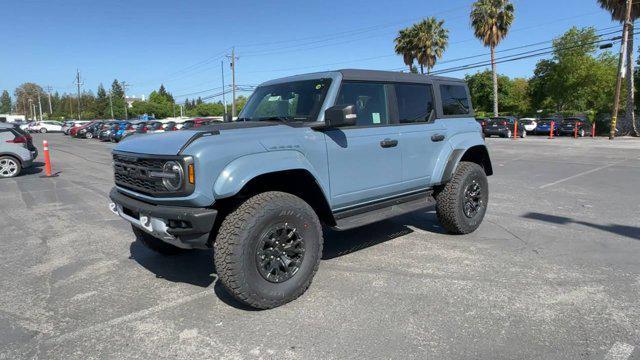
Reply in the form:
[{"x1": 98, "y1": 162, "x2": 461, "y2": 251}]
[
  {"x1": 325, "y1": 82, "x2": 402, "y2": 210},
  {"x1": 395, "y1": 83, "x2": 447, "y2": 189}
]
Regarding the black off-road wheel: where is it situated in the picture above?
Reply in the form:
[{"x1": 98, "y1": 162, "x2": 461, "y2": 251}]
[
  {"x1": 435, "y1": 161, "x2": 489, "y2": 235},
  {"x1": 132, "y1": 225, "x2": 185, "y2": 255},
  {"x1": 214, "y1": 191, "x2": 323, "y2": 309}
]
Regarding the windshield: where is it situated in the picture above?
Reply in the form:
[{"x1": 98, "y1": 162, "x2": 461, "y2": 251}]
[
  {"x1": 238, "y1": 79, "x2": 332, "y2": 122},
  {"x1": 181, "y1": 121, "x2": 195, "y2": 129}
]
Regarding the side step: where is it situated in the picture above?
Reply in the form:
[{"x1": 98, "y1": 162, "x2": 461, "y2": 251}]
[{"x1": 332, "y1": 190, "x2": 435, "y2": 231}]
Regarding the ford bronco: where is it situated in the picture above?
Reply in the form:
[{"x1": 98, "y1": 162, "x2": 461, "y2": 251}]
[{"x1": 109, "y1": 69, "x2": 492, "y2": 309}]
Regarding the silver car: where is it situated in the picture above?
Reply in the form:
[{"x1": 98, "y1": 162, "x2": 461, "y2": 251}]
[{"x1": 0, "y1": 123, "x2": 38, "y2": 178}]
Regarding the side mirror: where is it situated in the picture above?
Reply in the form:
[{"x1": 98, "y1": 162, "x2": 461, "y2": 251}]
[{"x1": 324, "y1": 105, "x2": 357, "y2": 128}]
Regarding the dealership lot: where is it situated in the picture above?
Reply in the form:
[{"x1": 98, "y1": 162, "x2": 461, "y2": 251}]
[{"x1": 1, "y1": 134, "x2": 639, "y2": 359}]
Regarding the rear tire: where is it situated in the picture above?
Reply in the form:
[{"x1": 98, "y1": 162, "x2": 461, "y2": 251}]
[
  {"x1": 86, "y1": 132, "x2": 93, "y2": 139},
  {"x1": 132, "y1": 225, "x2": 185, "y2": 255},
  {"x1": 40, "y1": 128, "x2": 47, "y2": 134},
  {"x1": 435, "y1": 161, "x2": 488, "y2": 235},
  {"x1": 0, "y1": 156, "x2": 21, "y2": 178},
  {"x1": 214, "y1": 191, "x2": 323, "y2": 309}
]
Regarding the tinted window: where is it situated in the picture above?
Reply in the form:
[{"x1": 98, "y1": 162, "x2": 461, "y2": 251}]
[
  {"x1": 240, "y1": 79, "x2": 331, "y2": 122},
  {"x1": 336, "y1": 82, "x2": 389, "y2": 126},
  {"x1": 395, "y1": 84, "x2": 434, "y2": 123},
  {"x1": 440, "y1": 85, "x2": 470, "y2": 115},
  {"x1": 182, "y1": 121, "x2": 194, "y2": 129}
]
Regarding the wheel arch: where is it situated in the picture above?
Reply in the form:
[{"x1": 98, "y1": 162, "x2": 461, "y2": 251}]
[
  {"x1": 436, "y1": 144, "x2": 493, "y2": 185},
  {"x1": 0, "y1": 153, "x2": 23, "y2": 165},
  {"x1": 212, "y1": 151, "x2": 335, "y2": 226}
]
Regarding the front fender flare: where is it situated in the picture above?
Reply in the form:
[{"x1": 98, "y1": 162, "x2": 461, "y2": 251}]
[{"x1": 213, "y1": 151, "x2": 325, "y2": 199}]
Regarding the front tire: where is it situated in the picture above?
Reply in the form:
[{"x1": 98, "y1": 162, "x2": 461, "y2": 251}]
[
  {"x1": 85, "y1": 132, "x2": 93, "y2": 139},
  {"x1": 435, "y1": 162, "x2": 489, "y2": 235},
  {"x1": 132, "y1": 225, "x2": 185, "y2": 255},
  {"x1": 214, "y1": 191, "x2": 323, "y2": 309}
]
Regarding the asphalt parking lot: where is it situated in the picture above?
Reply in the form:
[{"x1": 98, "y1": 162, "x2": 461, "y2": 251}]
[{"x1": 1, "y1": 133, "x2": 639, "y2": 359}]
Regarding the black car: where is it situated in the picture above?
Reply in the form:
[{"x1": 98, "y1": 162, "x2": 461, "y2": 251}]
[
  {"x1": 80, "y1": 121, "x2": 107, "y2": 139},
  {"x1": 484, "y1": 116, "x2": 526, "y2": 138},
  {"x1": 558, "y1": 117, "x2": 592, "y2": 137}
]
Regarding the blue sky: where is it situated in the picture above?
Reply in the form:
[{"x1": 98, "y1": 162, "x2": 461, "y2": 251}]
[{"x1": 0, "y1": 0, "x2": 620, "y2": 103}]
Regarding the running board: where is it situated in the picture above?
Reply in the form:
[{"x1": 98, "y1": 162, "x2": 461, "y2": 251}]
[{"x1": 332, "y1": 190, "x2": 435, "y2": 231}]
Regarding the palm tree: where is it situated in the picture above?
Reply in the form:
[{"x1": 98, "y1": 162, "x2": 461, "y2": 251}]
[
  {"x1": 598, "y1": 0, "x2": 640, "y2": 136},
  {"x1": 395, "y1": 28, "x2": 417, "y2": 72},
  {"x1": 414, "y1": 17, "x2": 449, "y2": 74},
  {"x1": 470, "y1": 0, "x2": 515, "y2": 117}
]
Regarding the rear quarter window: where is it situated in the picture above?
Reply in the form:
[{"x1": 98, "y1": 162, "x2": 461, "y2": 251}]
[
  {"x1": 440, "y1": 84, "x2": 471, "y2": 116},
  {"x1": 395, "y1": 84, "x2": 434, "y2": 123}
]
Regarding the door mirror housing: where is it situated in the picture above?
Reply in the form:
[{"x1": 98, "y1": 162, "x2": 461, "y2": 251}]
[{"x1": 323, "y1": 105, "x2": 357, "y2": 128}]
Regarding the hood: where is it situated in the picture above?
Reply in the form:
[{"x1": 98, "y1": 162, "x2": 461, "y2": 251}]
[{"x1": 113, "y1": 121, "x2": 280, "y2": 156}]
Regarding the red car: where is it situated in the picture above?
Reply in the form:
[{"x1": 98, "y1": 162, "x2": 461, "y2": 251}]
[
  {"x1": 69, "y1": 120, "x2": 98, "y2": 137},
  {"x1": 180, "y1": 118, "x2": 216, "y2": 130}
]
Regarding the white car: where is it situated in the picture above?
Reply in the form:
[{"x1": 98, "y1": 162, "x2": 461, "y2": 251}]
[
  {"x1": 520, "y1": 118, "x2": 537, "y2": 133},
  {"x1": 28, "y1": 121, "x2": 63, "y2": 133}
]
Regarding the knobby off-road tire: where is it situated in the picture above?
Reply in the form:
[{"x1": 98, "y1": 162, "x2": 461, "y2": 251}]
[
  {"x1": 214, "y1": 191, "x2": 323, "y2": 309},
  {"x1": 132, "y1": 225, "x2": 185, "y2": 255},
  {"x1": 435, "y1": 161, "x2": 489, "y2": 235}
]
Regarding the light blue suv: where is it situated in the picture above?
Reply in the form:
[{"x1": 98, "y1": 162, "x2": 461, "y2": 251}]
[{"x1": 109, "y1": 69, "x2": 493, "y2": 309}]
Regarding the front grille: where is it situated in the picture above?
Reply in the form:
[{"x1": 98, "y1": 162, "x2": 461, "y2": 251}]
[{"x1": 113, "y1": 154, "x2": 167, "y2": 196}]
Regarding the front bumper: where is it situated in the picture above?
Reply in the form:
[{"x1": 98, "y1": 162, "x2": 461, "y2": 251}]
[{"x1": 109, "y1": 188, "x2": 217, "y2": 249}]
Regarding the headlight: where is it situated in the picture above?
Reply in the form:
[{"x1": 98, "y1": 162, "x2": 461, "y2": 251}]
[{"x1": 162, "y1": 161, "x2": 183, "y2": 191}]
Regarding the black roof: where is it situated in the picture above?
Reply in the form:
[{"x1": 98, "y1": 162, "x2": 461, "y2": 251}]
[{"x1": 337, "y1": 69, "x2": 464, "y2": 84}]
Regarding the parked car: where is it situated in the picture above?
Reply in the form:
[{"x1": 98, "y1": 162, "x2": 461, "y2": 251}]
[
  {"x1": 180, "y1": 118, "x2": 214, "y2": 129},
  {"x1": 558, "y1": 117, "x2": 592, "y2": 137},
  {"x1": 163, "y1": 121, "x2": 179, "y2": 131},
  {"x1": 69, "y1": 121, "x2": 94, "y2": 137},
  {"x1": 108, "y1": 69, "x2": 493, "y2": 309},
  {"x1": 110, "y1": 121, "x2": 134, "y2": 142},
  {"x1": 79, "y1": 121, "x2": 107, "y2": 139},
  {"x1": 0, "y1": 123, "x2": 38, "y2": 178},
  {"x1": 533, "y1": 118, "x2": 561, "y2": 135},
  {"x1": 484, "y1": 116, "x2": 526, "y2": 138},
  {"x1": 28, "y1": 121, "x2": 63, "y2": 133},
  {"x1": 99, "y1": 122, "x2": 119, "y2": 141},
  {"x1": 72, "y1": 120, "x2": 100, "y2": 138},
  {"x1": 19, "y1": 122, "x2": 35, "y2": 131},
  {"x1": 519, "y1": 118, "x2": 537, "y2": 133}
]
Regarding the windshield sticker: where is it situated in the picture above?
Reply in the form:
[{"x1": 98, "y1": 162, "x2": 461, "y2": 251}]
[{"x1": 372, "y1": 113, "x2": 381, "y2": 124}]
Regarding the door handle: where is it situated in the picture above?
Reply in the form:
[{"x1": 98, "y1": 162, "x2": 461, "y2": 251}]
[
  {"x1": 431, "y1": 134, "x2": 445, "y2": 142},
  {"x1": 380, "y1": 139, "x2": 398, "y2": 148}
]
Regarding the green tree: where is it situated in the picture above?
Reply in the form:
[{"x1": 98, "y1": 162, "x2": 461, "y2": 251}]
[
  {"x1": 0, "y1": 90, "x2": 11, "y2": 113},
  {"x1": 96, "y1": 84, "x2": 109, "y2": 118},
  {"x1": 414, "y1": 17, "x2": 449, "y2": 74},
  {"x1": 394, "y1": 27, "x2": 417, "y2": 72},
  {"x1": 470, "y1": 0, "x2": 515, "y2": 116},
  {"x1": 529, "y1": 27, "x2": 617, "y2": 113},
  {"x1": 14, "y1": 83, "x2": 45, "y2": 120},
  {"x1": 110, "y1": 80, "x2": 126, "y2": 119},
  {"x1": 465, "y1": 70, "x2": 512, "y2": 113}
]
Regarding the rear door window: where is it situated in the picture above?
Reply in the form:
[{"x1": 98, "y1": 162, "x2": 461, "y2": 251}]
[
  {"x1": 395, "y1": 84, "x2": 435, "y2": 123},
  {"x1": 335, "y1": 82, "x2": 389, "y2": 126},
  {"x1": 440, "y1": 84, "x2": 471, "y2": 116}
]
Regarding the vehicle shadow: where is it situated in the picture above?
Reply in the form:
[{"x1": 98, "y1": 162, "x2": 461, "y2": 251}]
[
  {"x1": 129, "y1": 207, "x2": 445, "y2": 310},
  {"x1": 522, "y1": 212, "x2": 640, "y2": 241},
  {"x1": 20, "y1": 161, "x2": 44, "y2": 176}
]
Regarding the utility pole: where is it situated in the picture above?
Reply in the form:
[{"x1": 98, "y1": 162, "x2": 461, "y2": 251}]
[
  {"x1": 227, "y1": 47, "x2": 238, "y2": 119},
  {"x1": 180, "y1": 104, "x2": 183, "y2": 118},
  {"x1": 74, "y1": 69, "x2": 83, "y2": 120},
  {"x1": 44, "y1": 86, "x2": 53, "y2": 114},
  {"x1": 610, "y1": 0, "x2": 633, "y2": 140},
  {"x1": 221, "y1": 60, "x2": 228, "y2": 120},
  {"x1": 108, "y1": 91, "x2": 115, "y2": 119},
  {"x1": 37, "y1": 92, "x2": 43, "y2": 121},
  {"x1": 28, "y1": 99, "x2": 33, "y2": 121},
  {"x1": 121, "y1": 81, "x2": 129, "y2": 120}
]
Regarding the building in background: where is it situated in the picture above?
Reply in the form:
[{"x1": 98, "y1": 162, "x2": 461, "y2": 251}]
[{"x1": 125, "y1": 95, "x2": 145, "y2": 108}]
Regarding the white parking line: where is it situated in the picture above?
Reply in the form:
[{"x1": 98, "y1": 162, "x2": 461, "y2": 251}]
[
  {"x1": 538, "y1": 160, "x2": 625, "y2": 189},
  {"x1": 604, "y1": 342, "x2": 635, "y2": 360},
  {"x1": 46, "y1": 289, "x2": 212, "y2": 344}
]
